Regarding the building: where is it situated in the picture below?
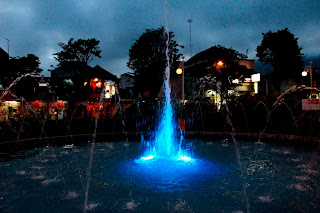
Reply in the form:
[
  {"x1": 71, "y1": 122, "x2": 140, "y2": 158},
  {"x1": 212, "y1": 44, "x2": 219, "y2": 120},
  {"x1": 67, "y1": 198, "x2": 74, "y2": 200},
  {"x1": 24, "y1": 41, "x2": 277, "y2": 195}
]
[
  {"x1": 120, "y1": 73, "x2": 135, "y2": 89},
  {"x1": 0, "y1": 47, "x2": 9, "y2": 88},
  {"x1": 0, "y1": 47, "x2": 8, "y2": 65},
  {"x1": 51, "y1": 62, "x2": 120, "y2": 118},
  {"x1": 51, "y1": 62, "x2": 118, "y2": 100},
  {"x1": 185, "y1": 46, "x2": 259, "y2": 99},
  {"x1": 119, "y1": 73, "x2": 135, "y2": 98}
]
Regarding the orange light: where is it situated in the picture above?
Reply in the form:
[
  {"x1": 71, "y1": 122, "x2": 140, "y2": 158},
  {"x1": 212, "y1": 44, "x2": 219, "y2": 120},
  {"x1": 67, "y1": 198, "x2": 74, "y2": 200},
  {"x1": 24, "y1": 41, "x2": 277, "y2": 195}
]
[
  {"x1": 176, "y1": 68, "x2": 183, "y2": 75},
  {"x1": 217, "y1": 61, "x2": 224, "y2": 67}
]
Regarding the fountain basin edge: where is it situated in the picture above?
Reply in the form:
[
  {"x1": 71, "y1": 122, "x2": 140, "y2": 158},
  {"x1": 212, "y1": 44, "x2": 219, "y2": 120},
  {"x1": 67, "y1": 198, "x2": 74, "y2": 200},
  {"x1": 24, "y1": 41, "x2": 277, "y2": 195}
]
[{"x1": 0, "y1": 131, "x2": 319, "y2": 155}]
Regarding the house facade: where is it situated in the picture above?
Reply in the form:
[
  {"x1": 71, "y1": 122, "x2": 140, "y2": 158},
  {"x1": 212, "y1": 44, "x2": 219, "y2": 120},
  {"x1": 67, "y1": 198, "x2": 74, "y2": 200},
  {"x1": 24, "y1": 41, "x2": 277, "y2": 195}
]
[
  {"x1": 182, "y1": 46, "x2": 260, "y2": 103},
  {"x1": 51, "y1": 62, "x2": 119, "y2": 118},
  {"x1": 119, "y1": 73, "x2": 135, "y2": 98}
]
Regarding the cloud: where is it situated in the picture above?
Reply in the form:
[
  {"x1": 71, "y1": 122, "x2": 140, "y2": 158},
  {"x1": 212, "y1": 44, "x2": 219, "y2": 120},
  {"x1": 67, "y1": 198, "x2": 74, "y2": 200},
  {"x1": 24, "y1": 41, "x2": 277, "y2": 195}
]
[{"x1": 0, "y1": 0, "x2": 319, "y2": 77}]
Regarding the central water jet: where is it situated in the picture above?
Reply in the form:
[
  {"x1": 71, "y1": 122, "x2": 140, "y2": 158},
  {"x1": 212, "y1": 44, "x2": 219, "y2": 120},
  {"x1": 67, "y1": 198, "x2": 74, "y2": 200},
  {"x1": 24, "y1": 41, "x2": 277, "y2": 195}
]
[
  {"x1": 153, "y1": 63, "x2": 176, "y2": 157},
  {"x1": 138, "y1": 25, "x2": 192, "y2": 162}
]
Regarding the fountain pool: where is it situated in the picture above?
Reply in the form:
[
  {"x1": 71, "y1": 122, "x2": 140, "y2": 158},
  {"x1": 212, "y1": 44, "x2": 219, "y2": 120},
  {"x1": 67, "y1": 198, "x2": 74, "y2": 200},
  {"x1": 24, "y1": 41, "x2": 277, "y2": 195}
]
[{"x1": 0, "y1": 139, "x2": 319, "y2": 212}]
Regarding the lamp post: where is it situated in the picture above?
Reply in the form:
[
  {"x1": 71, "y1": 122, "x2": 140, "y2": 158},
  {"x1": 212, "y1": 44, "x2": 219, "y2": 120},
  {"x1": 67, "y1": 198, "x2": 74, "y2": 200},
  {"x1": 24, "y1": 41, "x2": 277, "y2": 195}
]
[
  {"x1": 176, "y1": 56, "x2": 185, "y2": 103},
  {"x1": 301, "y1": 62, "x2": 313, "y2": 87}
]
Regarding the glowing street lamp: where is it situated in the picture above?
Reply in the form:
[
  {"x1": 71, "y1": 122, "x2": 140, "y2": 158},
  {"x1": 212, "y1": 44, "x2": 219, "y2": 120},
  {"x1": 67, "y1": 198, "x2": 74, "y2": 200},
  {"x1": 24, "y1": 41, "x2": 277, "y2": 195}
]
[
  {"x1": 301, "y1": 71, "x2": 307, "y2": 76},
  {"x1": 301, "y1": 62, "x2": 313, "y2": 87}
]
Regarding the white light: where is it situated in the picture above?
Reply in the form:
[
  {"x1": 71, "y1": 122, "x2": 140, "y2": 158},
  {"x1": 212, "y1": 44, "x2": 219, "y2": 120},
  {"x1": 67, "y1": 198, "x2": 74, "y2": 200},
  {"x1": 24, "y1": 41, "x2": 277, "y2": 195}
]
[
  {"x1": 251, "y1": 73, "x2": 260, "y2": 82},
  {"x1": 301, "y1": 71, "x2": 308, "y2": 76},
  {"x1": 178, "y1": 155, "x2": 192, "y2": 162},
  {"x1": 141, "y1": 155, "x2": 155, "y2": 160},
  {"x1": 232, "y1": 79, "x2": 239, "y2": 84},
  {"x1": 5, "y1": 101, "x2": 19, "y2": 104}
]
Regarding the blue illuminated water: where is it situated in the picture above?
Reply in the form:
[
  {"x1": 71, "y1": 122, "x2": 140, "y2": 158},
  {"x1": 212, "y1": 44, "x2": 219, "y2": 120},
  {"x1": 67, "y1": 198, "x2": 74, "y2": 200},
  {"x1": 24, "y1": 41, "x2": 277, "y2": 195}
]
[
  {"x1": 138, "y1": 47, "x2": 187, "y2": 161},
  {"x1": 0, "y1": 140, "x2": 319, "y2": 212},
  {"x1": 153, "y1": 96, "x2": 177, "y2": 157},
  {"x1": 136, "y1": 23, "x2": 185, "y2": 161}
]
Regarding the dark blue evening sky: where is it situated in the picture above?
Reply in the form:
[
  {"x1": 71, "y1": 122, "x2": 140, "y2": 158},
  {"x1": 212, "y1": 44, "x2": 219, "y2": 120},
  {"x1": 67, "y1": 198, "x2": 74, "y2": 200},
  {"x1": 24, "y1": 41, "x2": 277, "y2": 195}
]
[{"x1": 1, "y1": 0, "x2": 319, "y2": 77}]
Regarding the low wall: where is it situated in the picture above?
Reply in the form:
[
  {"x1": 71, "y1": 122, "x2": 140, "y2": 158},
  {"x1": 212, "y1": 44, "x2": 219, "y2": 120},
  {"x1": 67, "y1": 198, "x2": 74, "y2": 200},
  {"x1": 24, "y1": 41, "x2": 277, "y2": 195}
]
[{"x1": 1, "y1": 131, "x2": 319, "y2": 155}]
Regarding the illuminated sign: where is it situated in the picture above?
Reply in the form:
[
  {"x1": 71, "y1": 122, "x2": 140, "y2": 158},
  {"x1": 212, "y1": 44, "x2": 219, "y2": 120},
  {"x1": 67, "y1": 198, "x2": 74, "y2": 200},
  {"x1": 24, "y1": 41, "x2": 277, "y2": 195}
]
[
  {"x1": 32, "y1": 101, "x2": 47, "y2": 109},
  {"x1": 302, "y1": 99, "x2": 320, "y2": 110},
  {"x1": 251, "y1": 73, "x2": 260, "y2": 82},
  {"x1": 48, "y1": 101, "x2": 68, "y2": 109},
  {"x1": 254, "y1": 82, "x2": 258, "y2": 94}
]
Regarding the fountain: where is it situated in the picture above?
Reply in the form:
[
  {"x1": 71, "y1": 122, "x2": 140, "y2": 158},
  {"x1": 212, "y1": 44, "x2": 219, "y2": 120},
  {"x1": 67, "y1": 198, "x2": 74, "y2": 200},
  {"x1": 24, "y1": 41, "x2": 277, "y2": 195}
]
[
  {"x1": 1, "y1": 135, "x2": 319, "y2": 212},
  {"x1": 1, "y1": 76, "x2": 320, "y2": 213},
  {"x1": 136, "y1": 26, "x2": 192, "y2": 163},
  {"x1": 1, "y1": 8, "x2": 320, "y2": 213}
]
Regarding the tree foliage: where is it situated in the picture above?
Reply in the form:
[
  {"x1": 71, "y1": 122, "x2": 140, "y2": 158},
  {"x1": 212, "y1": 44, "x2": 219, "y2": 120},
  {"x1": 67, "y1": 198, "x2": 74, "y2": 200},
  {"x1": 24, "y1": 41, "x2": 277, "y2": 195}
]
[
  {"x1": 127, "y1": 26, "x2": 183, "y2": 97},
  {"x1": 256, "y1": 28, "x2": 303, "y2": 79},
  {"x1": 9, "y1": 54, "x2": 43, "y2": 77},
  {"x1": 53, "y1": 38, "x2": 102, "y2": 65}
]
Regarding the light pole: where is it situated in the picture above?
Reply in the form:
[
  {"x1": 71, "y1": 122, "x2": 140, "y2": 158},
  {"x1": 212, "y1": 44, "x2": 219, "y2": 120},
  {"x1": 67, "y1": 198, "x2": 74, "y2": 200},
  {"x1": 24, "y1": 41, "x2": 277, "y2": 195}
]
[
  {"x1": 301, "y1": 62, "x2": 313, "y2": 87},
  {"x1": 176, "y1": 56, "x2": 185, "y2": 103}
]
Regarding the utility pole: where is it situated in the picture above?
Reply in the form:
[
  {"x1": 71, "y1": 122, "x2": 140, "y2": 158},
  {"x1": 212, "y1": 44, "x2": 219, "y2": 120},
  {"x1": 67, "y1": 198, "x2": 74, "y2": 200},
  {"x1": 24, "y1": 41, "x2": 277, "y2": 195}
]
[
  {"x1": 187, "y1": 16, "x2": 192, "y2": 57},
  {"x1": 266, "y1": 64, "x2": 269, "y2": 96},
  {"x1": 301, "y1": 62, "x2": 313, "y2": 87},
  {"x1": 181, "y1": 57, "x2": 185, "y2": 103},
  {"x1": 309, "y1": 61, "x2": 313, "y2": 87}
]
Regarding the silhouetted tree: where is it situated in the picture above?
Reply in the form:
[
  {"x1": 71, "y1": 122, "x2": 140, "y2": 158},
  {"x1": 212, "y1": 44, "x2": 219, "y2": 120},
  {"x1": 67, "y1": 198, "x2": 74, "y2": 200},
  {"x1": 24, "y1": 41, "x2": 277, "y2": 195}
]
[
  {"x1": 53, "y1": 38, "x2": 102, "y2": 66},
  {"x1": 127, "y1": 26, "x2": 183, "y2": 97},
  {"x1": 9, "y1": 54, "x2": 43, "y2": 77},
  {"x1": 256, "y1": 28, "x2": 304, "y2": 81}
]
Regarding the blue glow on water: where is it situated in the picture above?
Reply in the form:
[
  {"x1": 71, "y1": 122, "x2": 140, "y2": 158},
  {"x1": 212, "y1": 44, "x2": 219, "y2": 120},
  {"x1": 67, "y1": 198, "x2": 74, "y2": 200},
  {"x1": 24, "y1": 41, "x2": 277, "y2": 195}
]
[
  {"x1": 177, "y1": 155, "x2": 192, "y2": 162},
  {"x1": 127, "y1": 155, "x2": 222, "y2": 192},
  {"x1": 141, "y1": 155, "x2": 155, "y2": 161},
  {"x1": 136, "y1": 153, "x2": 195, "y2": 164}
]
